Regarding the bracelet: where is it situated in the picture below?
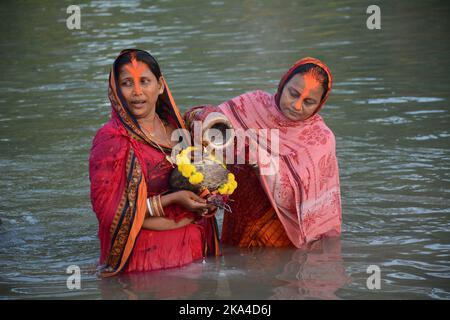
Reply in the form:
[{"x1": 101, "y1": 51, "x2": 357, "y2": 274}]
[
  {"x1": 152, "y1": 195, "x2": 164, "y2": 217},
  {"x1": 151, "y1": 196, "x2": 159, "y2": 217},
  {"x1": 147, "y1": 195, "x2": 166, "y2": 217},
  {"x1": 146, "y1": 198, "x2": 154, "y2": 217},
  {"x1": 156, "y1": 195, "x2": 165, "y2": 217}
]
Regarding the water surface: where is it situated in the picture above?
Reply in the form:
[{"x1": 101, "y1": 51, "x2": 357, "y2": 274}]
[{"x1": 0, "y1": 0, "x2": 449, "y2": 299}]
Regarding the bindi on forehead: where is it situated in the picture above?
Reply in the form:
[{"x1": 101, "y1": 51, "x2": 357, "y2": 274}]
[
  {"x1": 124, "y1": 57, "x2": 147, "y2": 77},
  {"x1": 291, "y1": 69, "x2": 324, "y2": 111},
  {"x1": 122, "y1": 54, "x2": 147, "y2": 93},
  {"x1": 302, "y1": 72, "x2": 321, "y2": 91},
  {"x1": 290, "y1": 70, "x2": 322, "y2": 91}
]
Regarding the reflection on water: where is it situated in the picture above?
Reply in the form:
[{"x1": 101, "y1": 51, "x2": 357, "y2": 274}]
[
  {"x1": 0, "y1": 1, "x2": 449, "y2": 299},
  {"x1": 97, "y1": 238, "x2": 347, "y2": 300},
  {"x1": 270, "y1": 237, "x2": 349, "y2": 300}
]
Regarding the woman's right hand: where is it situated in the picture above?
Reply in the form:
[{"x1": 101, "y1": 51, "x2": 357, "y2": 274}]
[{"x1": 168, "y1": 190, "x2": 215, "y2": 214}]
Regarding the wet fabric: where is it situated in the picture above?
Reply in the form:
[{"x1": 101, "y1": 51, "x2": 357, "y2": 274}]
[
  {"x1": 89, "y1": 49, "x2": 219, "y2": 276},
  {"x1": 186, "y1": 57, "x2": 342, "y2": 248}
]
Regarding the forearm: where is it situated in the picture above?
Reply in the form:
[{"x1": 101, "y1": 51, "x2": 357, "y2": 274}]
[
  {"x1": 144, "y1": 191, "x2": 210, "y2": 228},
  {"x1": 160, "y1": 193, "x2": 176, "y2": 207},
  {"x1": 142, "y1": 216, "x2": 194, "y2": 231},
  {"x1": 144, "y1": 192, "x2": 176, "y2": 219},
  {"x1": 143, "y1": 192, "x2": 194, "y2": 231},
  {"x1": 185, "y1": 105, "x2": 221, "y2": 131}
]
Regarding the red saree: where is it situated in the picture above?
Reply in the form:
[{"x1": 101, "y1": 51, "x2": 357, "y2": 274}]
[
  {"x1": 90, "y1": 49, "x2": 219, "y2": 277},
  {"x1": 185, "y1": 57, "x2": 342, "y2": 248}
]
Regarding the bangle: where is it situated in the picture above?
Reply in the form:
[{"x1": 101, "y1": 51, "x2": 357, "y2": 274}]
[
  {"x1": 148, "y1": 195, "x2": 166, "y2": 217},
  {"x1": 151, "y1": 196, "x2": 159, "y2": 217},
  {"x1": 146, "y1": 198, "x2": 154, "y2": 217},
  {"x1": 152, "y1": 195, "x2": 164, "y2": 217},
  {"x1": 156, "y1": 195, "x2": 165, "y2": 217}
]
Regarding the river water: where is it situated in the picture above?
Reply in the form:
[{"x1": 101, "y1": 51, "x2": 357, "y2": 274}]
[{"x1": 0, "y1": 0, "x2": 449, "y2": 299}]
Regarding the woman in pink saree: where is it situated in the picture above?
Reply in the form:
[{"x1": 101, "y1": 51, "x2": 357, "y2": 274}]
[
  {"x1": 185, "y1": 57, "x2": 342, "y2": 248},
  {"x1": 89, "y1": 49, "x2": 220, "y2": 277}
]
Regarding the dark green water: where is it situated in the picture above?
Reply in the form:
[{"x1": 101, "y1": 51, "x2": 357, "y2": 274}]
[{"x1": 0, "y1": 0, "x2": 449, "y2": 299}]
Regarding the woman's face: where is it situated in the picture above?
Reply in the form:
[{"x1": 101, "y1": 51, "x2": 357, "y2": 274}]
[
  {"x1": 119, "y1": 60, "x2": 163, "y2": 119},
  {"x1": 279, "y1": 73, "x2": 324, "y2": 121}
]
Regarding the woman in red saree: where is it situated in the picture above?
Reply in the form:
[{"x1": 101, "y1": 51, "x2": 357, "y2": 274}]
[
  {"x1": 185, "y1": 57, "x2": 342, "y2": 248},
  {"x1": 89, "y1": 49, "x2": 220, "y2": 277}
]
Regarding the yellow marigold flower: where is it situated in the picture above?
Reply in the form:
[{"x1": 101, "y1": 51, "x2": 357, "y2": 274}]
[
  {"x1": 218, "y1": 183, "x2": 229, "y2": 195},
  {"x1": 226, "y1": 180, "x2": 237, "y2": 195},
  {"x1": 189, "y1": 172, "x2": 204, "y2": 185},
  {"x1": 228, "y1": 173, "x2": 235, "y2": 182},
  {"x1": 180, "y1": 164, "x2": 196, "y2": 178},
  {"x1": 176, "y1": 154, "x2": 190, "y2": 166}
]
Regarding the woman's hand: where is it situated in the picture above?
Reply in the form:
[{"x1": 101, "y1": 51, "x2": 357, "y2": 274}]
[{"x1": 164, "y1": 190, "x2": 216, "y2": 214}]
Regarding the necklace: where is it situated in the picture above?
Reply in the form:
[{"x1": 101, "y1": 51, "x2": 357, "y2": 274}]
[
  {"x1": 142, "y1": 115, "x2": 172, "y2": 145},
  {"x1": 141, "y1": 115, "x2": 175, "y2": 167}
]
